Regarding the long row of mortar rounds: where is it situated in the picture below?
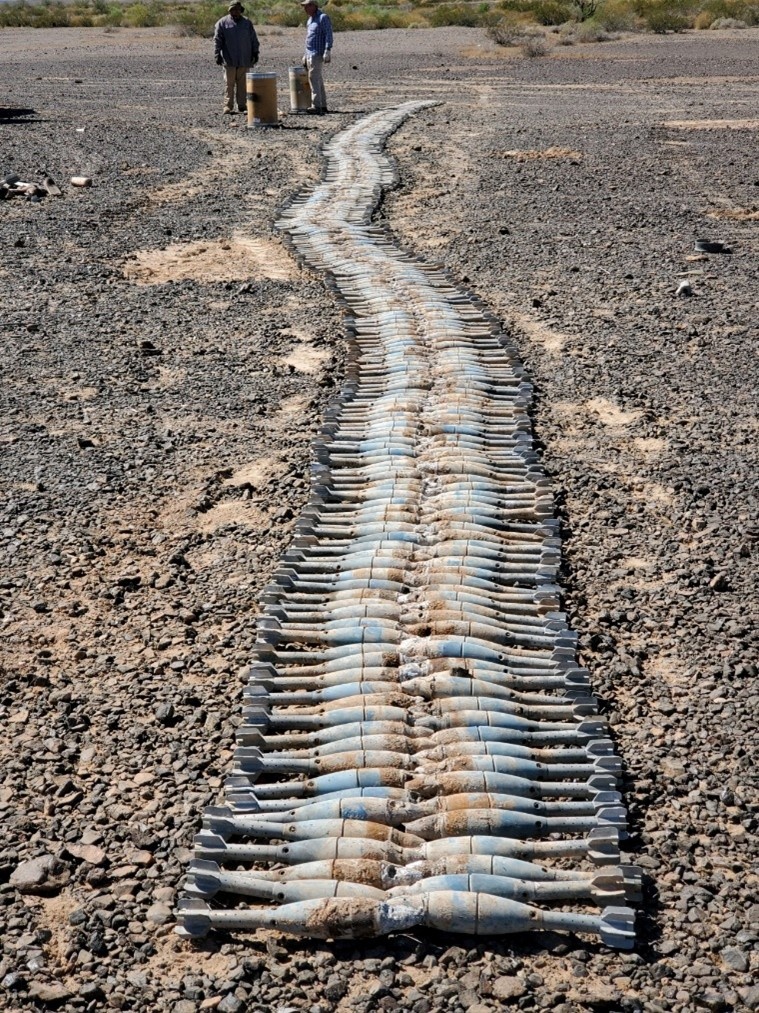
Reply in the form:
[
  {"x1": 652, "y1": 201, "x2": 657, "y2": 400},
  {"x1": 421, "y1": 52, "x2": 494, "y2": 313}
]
[{"x1": 176, "y1": 104, "x2": 638, "y2": 948}]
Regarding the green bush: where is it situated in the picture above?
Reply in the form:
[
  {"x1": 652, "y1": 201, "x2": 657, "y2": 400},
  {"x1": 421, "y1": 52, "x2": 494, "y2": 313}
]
[
  {"x1": 120, "y1": 1, "x2": 158, "y2": 24},
  {"x1": 520, "y1": 30, "x2": 549, "y2": 51},
  {"x1": 174, "y1": 0, "x2": 226, "y2": 35},
  {"x1": 700, "y1": 0, "x2": 759, "y2": 22},
  {"x1": 429, "y1": 2, "x2": 482, "y2": 25},
  {"x1": 1, "y1": 0, "x2": 752, "y2": 35},
  {"x1": 267, "y1": 2, "x2": 304, "y2": 25},
  {"x1": 35, "y1": 2, "x2": 72, "y2": 27},
  {"x1": 102, "y1": 5, "x2": 125, "y2": 25},
  {"x1": 571, "y1": 0, "x2": 600, "y2": 17},
  {"x1": 572, "y1": 15, "x2": 614, "y2": 33},
  {"x1": 635, "y1": 0, "x2": 693, "y2": 29},
  {"x1": 531, "y1": 1, "x2": 576, "y2": 23},
  {"x1": 594, "y1": 0, "x2": 640, "y2": 27},
  {"x1": 487, "y1": 16, "x2": 524, "y2": 40}
]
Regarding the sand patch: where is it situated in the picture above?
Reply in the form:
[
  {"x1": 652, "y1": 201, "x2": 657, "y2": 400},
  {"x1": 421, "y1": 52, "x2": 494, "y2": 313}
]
[
  {"x1": 277, "y1": 392, "x2": 310, "y2": 418},
  {"x1": 224, "y1": 454, "x2": 281, "y2": 490},
  {"x1": 493, "y1": 146, "x2": 582, "y2": 161},
  {"x1": 513, "y1": 313, "x2": 567, "y2": 353},
  {"x1": 707, "y1": 205, "x2": 759, "y2": 221},
  {"x1": 646, "y1": 655, "x2": 688, "y2": 688},
  {"x1": 632, "y1": 481, "x2": 674, "y2": 507},
  {"x1": 183, "y1": 542, "x2": 254, "y2": 583},
  {"x1": 632, "y1": 436, "x2": 666, "y2": 459},
  {"x1": 145, "y1": 935, "x2": 240, "y2": 984},
  {"x1": 123, "y1": 235, "x2": 295, "y2": 285},
  {"x1": 196, "y1": 499, "x2": 269, "y2": 532},
  {"x1": 620, "y1": 555, "x2": 655, "y2": 571},
  {"x1": 26, "y1": 891, "x2": 81, "y2": 970},
  {"x1": 586, "y1": 397, "x2": 642, "y2": 428},
  {"x1": 282, "y1": 345, "x2": 329, "y2": 374},
  {"x1": 60, "y1": 385, "x2": 101, "y2": 402},
  {"x1": 661, "y1": 118, "x2": 759, "y2": 130},
  {"x1": 156, "y1": 466, "x2": 225, "y2": 535}
]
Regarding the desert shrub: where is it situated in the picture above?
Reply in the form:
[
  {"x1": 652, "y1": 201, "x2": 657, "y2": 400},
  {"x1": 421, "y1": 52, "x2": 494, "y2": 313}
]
[
  {"x1": 429, "y1": 3, "x2": 482, "y2": 25},
  {"x1": 571, "y1": 0, "x2": 601, "y2": 16},
  {"x1": 267, "y1": 2, "x2": 303, "y2": 25},
  {"x1": 173, "y1": 0, "x2": 225, "y2": 35},
  {"x1": 35, "y1": 2, "x2": 72, "y2": 27},
  {"x1": 635, "y1": 0, "x2": 692, "y2": 30},
  {"x1": 390, "y1": 10, "x2": 431, "y2": 26},
  {"x1": 487, "y1": 22, "x2": 520, "y2": 42},
  {"x1": 0, "y1": 0, "x2": 131, "y2": 26},
  {"x1": 486, "y1": 14, "x2": 527, "y2": 41},
  {"x1": 0, "y1": 2, "x2": 22, "y2": 27},
  {"x1": 376, "y1": 9, "x2": 407, "y2": 27},
  {"x1": 573, "y1": 16, "x2": 614, "y2": 35},
  {"x1": 324, "y1": 6, "x2": 400, "y2": 29},
  {"x1": 594, "y1": 0, "x2": 640, "y2": 27},
  {"x1": 488, "y1": 8, "x2": 535, "y2": 37},
  {"x1": 520, "y1": 31, "x2": 549, "y2": 52},
  {"x1": 709, "y1": 13, "x2": 749, "y2": 21},
  {"x1": 500, "y1": 0, "x2": 561, "y2": 23},
  {"x1": 121, "y1": 1, "x2": 160, "y2": 25},
  {"x1": 530, "y1": 0, "x2": 575, "y2": 22},
  {"x1": 698, "y1": 0, "x2": 759, "y2": 22},
  {"x1": 101, "y1": 5, "x2": 125, "y2": 25}
]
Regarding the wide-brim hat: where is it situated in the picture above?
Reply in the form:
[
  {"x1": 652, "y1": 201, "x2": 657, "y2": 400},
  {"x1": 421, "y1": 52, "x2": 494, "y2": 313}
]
[
  {"x1": 300, "y1": 0, "x2": 319, "y2": 6},
  {"x1": 228, "y1": 1, "x2": 244, "y2": 10}
]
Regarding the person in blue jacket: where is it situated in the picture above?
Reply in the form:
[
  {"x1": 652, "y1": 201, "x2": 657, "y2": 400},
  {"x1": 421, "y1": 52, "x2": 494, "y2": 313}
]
[
  {"x1": 214, "y1": 2, "x2": 260, "y2": 115},
  {"x1": 301, "y1": 0, "x2": 333, "y2": 115}
]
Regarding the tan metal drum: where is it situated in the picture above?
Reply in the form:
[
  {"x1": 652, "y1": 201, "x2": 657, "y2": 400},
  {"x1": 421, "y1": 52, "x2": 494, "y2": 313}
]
[
  {"x1": 246, "y1": 72, "x2": 278, "y2": 126},
  {"x1": 288, "y1": 65, "x2": 310, "y2": 113}
]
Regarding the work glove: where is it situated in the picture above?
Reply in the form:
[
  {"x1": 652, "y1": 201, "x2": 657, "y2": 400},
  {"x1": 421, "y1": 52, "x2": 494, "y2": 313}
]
[
  {"x1": 323, "y1": 49, "x2": 331, "y2": 64},
  {"x1": 215, "y1": 54, "x2": 224, "y2": 65}
]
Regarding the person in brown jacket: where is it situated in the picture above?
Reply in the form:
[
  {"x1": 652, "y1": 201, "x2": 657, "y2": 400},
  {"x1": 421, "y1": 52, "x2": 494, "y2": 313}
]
[{"x1": 213, "y1": 1, "x2": 260, "y2": 115}]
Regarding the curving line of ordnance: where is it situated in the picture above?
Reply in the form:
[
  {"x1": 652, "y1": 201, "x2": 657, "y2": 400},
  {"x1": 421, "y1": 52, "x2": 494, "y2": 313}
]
[{"x1": 176, "y1": 102, "x2": 640, "y2": 948}]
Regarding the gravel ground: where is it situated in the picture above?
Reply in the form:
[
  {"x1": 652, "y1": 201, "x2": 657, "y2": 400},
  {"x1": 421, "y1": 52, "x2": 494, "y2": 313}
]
[{"x1": 1, "y1": 23, "x2": 757, "y2": 1013}]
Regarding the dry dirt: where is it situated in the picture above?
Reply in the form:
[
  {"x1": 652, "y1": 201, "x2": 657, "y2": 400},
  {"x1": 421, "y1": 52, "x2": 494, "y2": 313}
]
[{"x1": 0, "y1": 21, "x2": 757, "y2": 1013}]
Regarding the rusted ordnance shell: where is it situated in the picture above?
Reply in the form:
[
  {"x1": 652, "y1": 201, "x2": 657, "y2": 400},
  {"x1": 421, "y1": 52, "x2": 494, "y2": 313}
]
[{"x1": 176, "y1": 894, "x2": 636, "y2": 948}]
